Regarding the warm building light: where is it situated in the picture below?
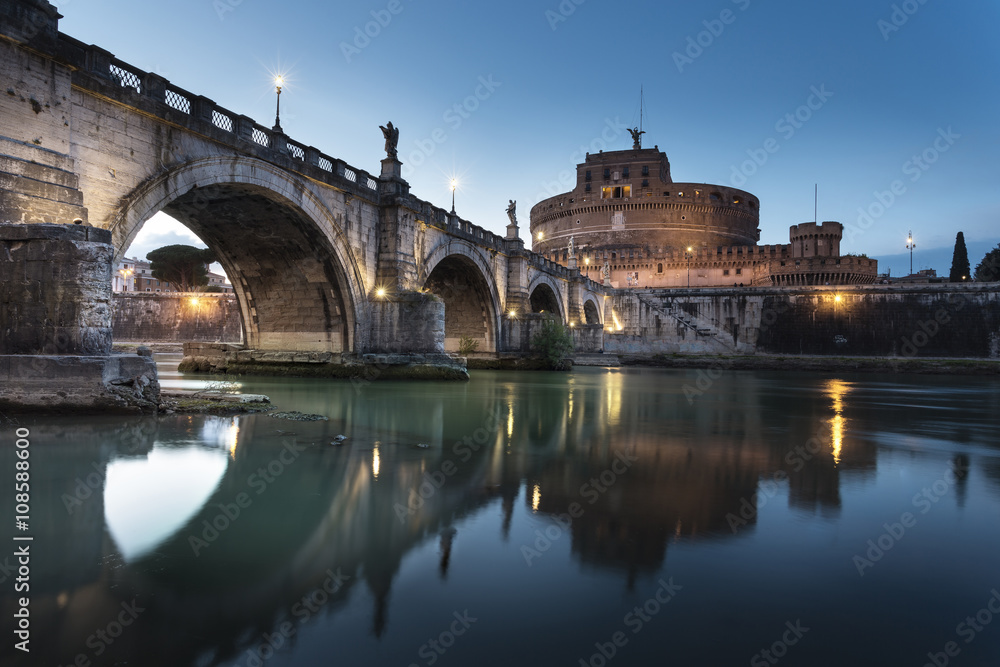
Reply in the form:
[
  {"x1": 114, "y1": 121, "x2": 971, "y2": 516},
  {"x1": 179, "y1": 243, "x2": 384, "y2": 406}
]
[
  {"x1": 508, "y1": 309, "x2": 517, "y2": 318},
  {"x1": 375, "y1": 287, "x2": 387, "y2": 299},
  {"x1": 584, "y1": 257, "x2": 590, "y2": 265},
  {"x1": 537, "y1": 231, "x2": 544, "y2": 241},
  {"x1": 532, "y1": 484, "x2": 541, "y2": 512},
  {"x1": 834, "y1": 294, "x2": 842, "y2": 303}
]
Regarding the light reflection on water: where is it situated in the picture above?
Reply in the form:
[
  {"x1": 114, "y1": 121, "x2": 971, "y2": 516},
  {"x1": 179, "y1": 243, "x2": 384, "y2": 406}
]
[{"x1": 2, "y1": 361, "x2": 1000, "y2": 667}]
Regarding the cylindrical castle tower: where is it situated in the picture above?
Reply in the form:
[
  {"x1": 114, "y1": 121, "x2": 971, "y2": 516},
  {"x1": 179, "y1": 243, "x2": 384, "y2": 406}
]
[{"x1": 529, "y1": 147, "x2": 760, "y2": 266}]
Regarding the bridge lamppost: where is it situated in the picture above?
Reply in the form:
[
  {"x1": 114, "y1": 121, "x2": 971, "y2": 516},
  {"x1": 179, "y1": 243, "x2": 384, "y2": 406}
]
[
  {"x1": 118, "y1": 267, "x2": 132, "y2": 292},
  {"x1": 685, "y1": 246, "x2": 693, "y2": 288},
  {"x1": 450, "y1": 179, "x2": 458, "y2": 215},
  {"x1": 272, "y1": 75, "x2": 284, "y2": 133},
  {"x1": 906, "y1": 230, "x2": 915, "y2": 275}
]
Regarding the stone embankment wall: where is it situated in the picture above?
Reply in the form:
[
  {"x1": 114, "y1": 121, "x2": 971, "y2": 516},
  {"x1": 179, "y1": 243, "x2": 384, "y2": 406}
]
[
  {"x1": 603, "y1": 285, "x2": 1000, "y2": 358},
  {"x1": 112, "y1": 293, "x2": 243, "y2": 343}
]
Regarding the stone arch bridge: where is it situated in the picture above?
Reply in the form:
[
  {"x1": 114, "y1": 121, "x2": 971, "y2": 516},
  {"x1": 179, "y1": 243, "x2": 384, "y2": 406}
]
[{"x1": 0, "y1": 1, "x2": 605, "y2": 370}]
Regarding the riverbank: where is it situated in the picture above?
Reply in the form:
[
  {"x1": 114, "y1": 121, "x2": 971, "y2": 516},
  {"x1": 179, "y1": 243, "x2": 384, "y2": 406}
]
[{"x1": 611, "y1": 353, "x2": 1000, "y2": 375}]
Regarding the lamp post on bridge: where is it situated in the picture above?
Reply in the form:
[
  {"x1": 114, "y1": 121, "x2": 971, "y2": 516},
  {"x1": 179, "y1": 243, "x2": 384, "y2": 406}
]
[
  {"x1": 450, "y1": 179, "x2": 458, "y2": 215},
  {"x1": 685, "y1": 246, "x2": 693, "y2": 288},
  {"x1": 272, "y1": 75, "x2": 284, "y2": 133}
]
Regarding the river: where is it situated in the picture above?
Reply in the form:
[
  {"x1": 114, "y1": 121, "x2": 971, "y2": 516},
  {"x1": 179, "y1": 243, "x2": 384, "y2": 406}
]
[{"x1": 2, "y1": 355, "x2": 999, "y2": 666}]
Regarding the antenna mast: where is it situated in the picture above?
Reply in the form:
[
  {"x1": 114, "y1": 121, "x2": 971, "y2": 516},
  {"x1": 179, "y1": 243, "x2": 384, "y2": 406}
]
[{"x1": 639, "y1": 85, "x2": 644, "y2": 135}]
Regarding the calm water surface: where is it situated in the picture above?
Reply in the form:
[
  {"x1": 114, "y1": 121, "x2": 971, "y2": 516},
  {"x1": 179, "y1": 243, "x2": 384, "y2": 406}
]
[{"x1": 3, "y1": 355, "x2": 1000, "y2": 667}]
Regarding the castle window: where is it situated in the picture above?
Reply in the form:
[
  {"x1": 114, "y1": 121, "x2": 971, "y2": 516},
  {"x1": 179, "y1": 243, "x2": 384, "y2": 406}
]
[
  {"x1": 724, "y1": 269, "x2": 730, "y2": 276},
  {"x1": 642, "y1": 165, "x2": 649, "y2": 176},
  {"x1": 657, "y1": 263, "x2": 663, "y2": 273},
  {"x1": 733, "y1": 197, "x2": 741, "y2": 204},
  {"x1": 736, "y1": 268, "x2": 742, "y2": 275},
  {"x1": 710, "y1": 192, "x2": 721, "y2": 202},
  {"x1": 602, "y1": 186, "x2": 631, "y2": 199},
  {"x1": 642, "y1": 179, "x2": 649, "y2": 187},
  {"x1": 585, "y1": 170, "x2": 591, "y2": 181},
  {"x1": 623, "y1": 167, "x2": 630, "y2": 178},
  {"x1": 603, "y1": 168, "x2": 610, "y2": 179},
  {"x1": 585, "y1": 183, "x2": 591, "y2": 192}
]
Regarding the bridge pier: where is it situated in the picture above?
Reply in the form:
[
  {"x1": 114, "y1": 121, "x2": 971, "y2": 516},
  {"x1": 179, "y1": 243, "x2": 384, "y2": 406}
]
[{"x1": 0, "y1": 223, "x2": 159, "y2": 412}]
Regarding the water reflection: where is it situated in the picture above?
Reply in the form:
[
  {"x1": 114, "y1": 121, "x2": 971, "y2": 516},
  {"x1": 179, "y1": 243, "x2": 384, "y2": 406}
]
[
  {"x1": 2, "y1": 367, "x2": 1000, "y2": 667},
  {"x1": 826, "y1": 378, "x2": 850, "y2": 465}
]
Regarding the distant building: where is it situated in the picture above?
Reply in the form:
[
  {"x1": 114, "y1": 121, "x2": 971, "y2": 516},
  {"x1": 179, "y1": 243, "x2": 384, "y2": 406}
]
[
  {"x1": 529, "y1": 143, "x2": 877, "y2": 287},
  {"x1": 893, "y1": 269, "x2": 943, "y2": 284},
  {"x1": 113, "y1": 257, "x2": 232, "y2": 293}
]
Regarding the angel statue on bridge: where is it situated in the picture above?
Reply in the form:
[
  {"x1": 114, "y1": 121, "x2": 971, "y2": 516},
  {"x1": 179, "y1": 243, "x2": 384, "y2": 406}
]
[
  {"x1": 628, "y1": 127, "x2": 645, "y2": 149},
  {"x1": 506, "y1": 200, "x2": 517, "y2": 225},
  {"x1": 380, "y1": 122, "x2": 399, "y2": 159}
]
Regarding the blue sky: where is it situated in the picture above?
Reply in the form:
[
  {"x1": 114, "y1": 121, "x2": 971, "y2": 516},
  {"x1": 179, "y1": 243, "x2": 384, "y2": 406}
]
[{"x1": 59, "y1": 0, "x2": 1000, "y2": 277}]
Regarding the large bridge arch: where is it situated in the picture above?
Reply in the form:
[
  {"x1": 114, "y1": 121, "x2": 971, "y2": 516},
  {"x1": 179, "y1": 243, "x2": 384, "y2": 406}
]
[
  {"x1": 418, "y1": 241, "x2": 502, "y2": 353},
  {"x1": 527, "y1": 274, "x2": 566, "y2": 320},
  {"x1": 108, "y1": 157, "x2": 368, "y2": 353}
]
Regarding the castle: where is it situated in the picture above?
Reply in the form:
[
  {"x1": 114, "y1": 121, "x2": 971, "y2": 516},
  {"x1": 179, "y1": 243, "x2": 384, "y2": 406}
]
[{"x1": 529, "y1": 142, "x2": 877, "y2": 287}]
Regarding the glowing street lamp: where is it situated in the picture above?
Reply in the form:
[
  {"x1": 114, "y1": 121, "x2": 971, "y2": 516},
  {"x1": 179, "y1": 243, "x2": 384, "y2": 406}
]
[
  {"x1": 685, "y1": 246, "x2": 693, "y2": 288},
  {"x1": 118, "y1": 267, "x2": 133, "y2": 292},
  {"x1": 906, "y1": 231, "x2": 916, "y2": 275},
  {"x1": 450, "y1": 179, "x2": 458, "y2": 214},
  {"x1": 273, "y1": 75, "x2": 284, "y2": 133}
]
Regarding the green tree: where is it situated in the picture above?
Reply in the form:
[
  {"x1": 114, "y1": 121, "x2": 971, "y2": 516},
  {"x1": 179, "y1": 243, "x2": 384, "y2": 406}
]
[
  {"x1": 531, "y1": 318, "x2": 574, "y2": 370},
  {"x1": 146, "y1": 245, "x2": 216, "y2": 292},
  {"x1": 973, "y1": 243, "x2": 1000, "y2": 282},
  {"x1": 949, "y1": 232, "x2": 970, "y2": 282}
]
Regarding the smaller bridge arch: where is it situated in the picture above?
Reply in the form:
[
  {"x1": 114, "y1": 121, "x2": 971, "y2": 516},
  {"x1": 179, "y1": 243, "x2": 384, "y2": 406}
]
[
  {"x1": 527, "y1": 274, "x2": 566, "y2": 320},
  {"x1": 418, "y1": 240, "x2": 503, "y2": 353},
  {"x1": 583, "y1": 296, "x2": 603, "y2": 325}
]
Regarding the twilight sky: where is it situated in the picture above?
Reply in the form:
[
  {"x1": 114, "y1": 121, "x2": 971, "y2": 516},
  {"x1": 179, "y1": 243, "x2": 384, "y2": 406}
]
[{"x1": 59, "y1": 0, "x2": 1000, "y2": 277}]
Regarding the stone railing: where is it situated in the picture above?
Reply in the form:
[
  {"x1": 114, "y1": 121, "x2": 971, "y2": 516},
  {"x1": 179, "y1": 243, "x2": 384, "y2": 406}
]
[{"x1": 59, "y1": 34, "x2": 380, "y2": 199}]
